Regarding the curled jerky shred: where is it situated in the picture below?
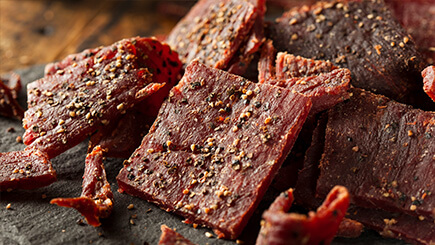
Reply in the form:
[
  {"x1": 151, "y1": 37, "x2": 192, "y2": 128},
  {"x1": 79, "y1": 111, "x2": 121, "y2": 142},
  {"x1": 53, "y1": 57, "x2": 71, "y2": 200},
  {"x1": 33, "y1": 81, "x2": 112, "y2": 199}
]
[
  {"x1": 422, "y1": 65, "x2": 435, "y2": 102},
  {"x1": 50, "y1": 146, "x2": 113, "y2": 226},
  {"x1": 256, "y1": 186, "x2": 350, "y2": 245}
]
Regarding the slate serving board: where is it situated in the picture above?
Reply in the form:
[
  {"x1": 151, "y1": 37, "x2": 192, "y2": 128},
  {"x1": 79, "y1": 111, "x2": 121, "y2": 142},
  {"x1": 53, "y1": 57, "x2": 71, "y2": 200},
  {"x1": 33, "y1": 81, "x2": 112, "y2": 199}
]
[{"x1": 0, "y1": 65, "x2": 406, "y2": 245}]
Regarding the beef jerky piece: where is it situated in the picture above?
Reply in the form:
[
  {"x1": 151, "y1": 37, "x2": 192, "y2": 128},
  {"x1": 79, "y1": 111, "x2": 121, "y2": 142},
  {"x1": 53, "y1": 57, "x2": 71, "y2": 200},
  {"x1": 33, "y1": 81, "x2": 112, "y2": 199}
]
[
  {"x1": 269, "y1": 68, "x2": 351, "y2": 114},
  {"x1": 159, "y1": 225, "x2": 196, "y2": 245},
  {"x1": 336, "y1": 218, "x2": 364, "y2": 238},
  {"x1": 346, "y1": 206, "x2": 435, "y2": 245},
  {"x1": 87, "y1": 39, "x2": 182, "y2": 158},
  {"x1": 266, "y1": 0, "x2": 428, "y2": 107},
  {"x1": 50, "y1": 145, "x2": 113, "y2": 226},
  {"x1": 23, "y1": 37, "x2": 167, "y2": 159},
  {"x1": 1, "y1": 72, "x2": 22, "y2": 99},
  {"x1": 317, "y1": 88, "x2": 435, "y2": 221},
  {"x1": 423, "y1": 65, "x2": 435, "y2": 102},
  {"x1": 256, "y1": 186, "x2": 350, "y2": 245},
  {"x1": 258, "y1": 40, "x2": 276, "y2": 84},
  {"x1": 227, "y1": 0, "x2": 266, "y2": 76},
  {"x1": 0, "y1": 147, "x2": 56, "y2": 191},
  {"x1": 44, "y1": 47, "x2": 103, "y2": 76},
  {"x1": 117, "y1": 61, "x2": 312, "y2": 239},
  {"x1": 275, "y1": 52, "x2": 337, "y2": 80},
  {"x1": 0, "y1": 79, "x2": 24, "y2": 120},
  {"x1": 385, "y1": 0, "x2": 435, "y2": 64},
  {"x1": 166, "y1": 0, "x2": 258, "y2": 69},
  {"x1": 88, "y1": 110, "x2": 152, "y2": 158}
]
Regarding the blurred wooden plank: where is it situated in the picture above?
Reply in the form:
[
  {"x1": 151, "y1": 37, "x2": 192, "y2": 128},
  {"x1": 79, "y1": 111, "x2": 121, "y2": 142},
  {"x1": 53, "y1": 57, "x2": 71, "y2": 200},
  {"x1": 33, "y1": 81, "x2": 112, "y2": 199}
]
[{"x1": 0, "y1": 1, "x2": 183, "y2": 74}]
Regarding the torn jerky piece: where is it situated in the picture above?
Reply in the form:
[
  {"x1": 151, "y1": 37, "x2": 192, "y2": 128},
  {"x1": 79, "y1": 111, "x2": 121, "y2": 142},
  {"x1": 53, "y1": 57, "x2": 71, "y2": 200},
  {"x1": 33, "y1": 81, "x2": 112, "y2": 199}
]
[
  {"x1": 423, "y1": 65, "x2": 435, "y2": 102},
  {"x1": 117, "y1": 61, "x2": 312, "y2": 239},
  {"x1": 50, "y1": 145, "x2": 113, "y2": 227},
  {"x1": 166, "y1": 0, "x2": 258, "y2": 70},
  {"x1": 258, "y1": 48, "x2": 351, "y2": 114},
  {"x1": 23, "y1": 37, "x2": 168, "y2": 159},
  {"x1": 226, "y1": 0, "x2": 266, "y2": 76},
  {"x1": 346, "y1": 206, "x2": 435, "y2": 245},
  {"x1": 0, "y1": 79, "x2": 24, "y2": 120},
  {"x1": 159, "y1": 225, "x2": 196, "y2": 245},
  {"x1": 256, "y1": 186, "x2": 349, "y2": 245},
  {"x1": 258, "y1": 40, "x2": 276, "y2": 84},
  {"x1": 266, "y1": 0, "x2": 428, "y2": 107},
  {"x1": 317, "y1": 88, "x2": 435, "y2": 221},
  {"x1": 0, "y1": 147, "x2": 56, "y2": 191},
  {"x1": 385, "y1": 0, "x2": 435, "y2": 65}
]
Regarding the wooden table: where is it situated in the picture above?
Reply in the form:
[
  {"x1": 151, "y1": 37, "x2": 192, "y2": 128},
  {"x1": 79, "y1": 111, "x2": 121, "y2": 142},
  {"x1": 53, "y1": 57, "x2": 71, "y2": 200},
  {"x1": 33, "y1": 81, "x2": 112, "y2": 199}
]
[{"x1": 0, "y1": 0, "x2": 195, "y2": 74}]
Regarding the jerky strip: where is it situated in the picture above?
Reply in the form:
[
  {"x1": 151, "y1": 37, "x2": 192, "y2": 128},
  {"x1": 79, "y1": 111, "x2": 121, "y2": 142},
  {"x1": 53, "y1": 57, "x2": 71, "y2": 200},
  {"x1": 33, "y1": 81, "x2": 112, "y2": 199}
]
[
  {"x1": 423, "y1": 65, "x2": 435, "y2": 102},
  {"x1": 50, "y1": 145, "x2": 113, "y2": 226},
  {"x1": 317, "y1": 88, "x2": 435, "y2": 221},
  {"x1": 159, "y1": 225, "x2": 196, "y2": 245},
  {"x1": 23, "y1": 37, "x2": 166, "y2": 159},
  {"x1": 117, "y1": 61, "x2": 312, "y2": 239},
  {"x1": 257, "y1": 40, "x2": 276, "y2": 84},
  {"x1": 0, "y1": 147, "x2": 56, "y2": 191},
  {"x1": 256, "y1": 186, "x2": 350, "y2": 245},
  {"x1": 266, "y1": 0, "x2": 427, "y2": 107},
  {"x1": 166, "y1": 0, "x2": 258, "y2": 69}
]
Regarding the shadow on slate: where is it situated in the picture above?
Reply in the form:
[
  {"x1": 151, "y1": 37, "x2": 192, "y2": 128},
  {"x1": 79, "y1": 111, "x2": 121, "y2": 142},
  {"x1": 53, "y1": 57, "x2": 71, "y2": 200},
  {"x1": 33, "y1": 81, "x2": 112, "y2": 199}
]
[{"x1": 0, "y1": 65, "x2": 407, "y2": 244}]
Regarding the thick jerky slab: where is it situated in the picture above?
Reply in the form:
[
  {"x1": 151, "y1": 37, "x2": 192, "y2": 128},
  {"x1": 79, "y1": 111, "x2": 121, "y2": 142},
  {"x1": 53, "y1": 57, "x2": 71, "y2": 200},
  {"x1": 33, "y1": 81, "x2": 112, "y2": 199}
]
[
  {"x1": 346, "y1": 206, "x2": 435, "y2": 245},
  {"x1": 117, "y1": 61, "x2": 312, "y2": 239},
  {"x1": 266, "y1": 0, "x2": 427, "y2": 105},
  {"x1": 423, "y1": 65, "x2": 435, "y2": 102},
  {"x1": 385, "y1": 0, "x2": 435, "y2": 64},
  {"x1": 0, "y1": 147, "x2": 56, "y2": 191},
  {"x1": 1, "y1": 72, "x2": 22, "y2": 99},
  {"x1": 166, "y1": 0, "x2": 257, "y2": 69},
  {"x1": 256, "y1": 186, "x2": 349, "y2": 245},
  {"x1": 159, "y1": 225, "x2": 196, "y2": 245},
  {"x1": 0, "y1": 79, "x2": 24, "y2": 120},
  {"x1": 317, "y1": 88, "x2": 435, "y2": 221},
  {"x1": 23, "y1": 37, "x2": 166, "y2": 159},
  {"x1": 50, "y1": 146, "x2": 113, "y2": 226}
]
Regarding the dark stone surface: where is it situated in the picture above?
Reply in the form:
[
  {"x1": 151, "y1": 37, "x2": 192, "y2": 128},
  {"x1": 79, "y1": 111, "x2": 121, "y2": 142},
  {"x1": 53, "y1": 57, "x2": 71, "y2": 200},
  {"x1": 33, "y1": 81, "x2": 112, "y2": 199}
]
[{"x1": 0, "y1": 65, "x2": 406, "y2": 244}]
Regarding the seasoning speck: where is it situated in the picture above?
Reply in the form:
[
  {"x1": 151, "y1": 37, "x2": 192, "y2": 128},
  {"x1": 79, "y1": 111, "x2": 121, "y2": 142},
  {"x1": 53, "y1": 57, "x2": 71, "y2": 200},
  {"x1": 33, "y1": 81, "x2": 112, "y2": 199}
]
[
  {"x1": 6, "y1": 203, "x2": 12, "y2": 210},
  {"x1": 127, "y1": 204, "x2": 134, "y2": 210},
  {"x1": 205, "y1": 232, "x2": 214, "y2": 238}
]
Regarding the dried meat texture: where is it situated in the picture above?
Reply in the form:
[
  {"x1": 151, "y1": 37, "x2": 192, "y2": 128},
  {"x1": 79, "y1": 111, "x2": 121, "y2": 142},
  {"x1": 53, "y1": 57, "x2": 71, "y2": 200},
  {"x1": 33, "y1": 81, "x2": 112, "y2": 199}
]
[
  {"x1": 166, "y1": 0, "x2": 258, "y2": 70},
  {"x1": 1, "y1": 72, "x2": 22, "y2": 99},
  {"x1": 346, "y1": 206, "x2": 435, "y2": 245},
  {"x1": 50, "y1": 145, "x2": 113, "y2": 226},
  {"x1": 117, "y1": 61, "x2": 312, "y2": 239},
  {"x1": 44, "y1": 47, "x2": 103, "y2": 76},
  {"x1": 87, "y1": 40, "x2": 182, "y2": 158},
  {"x1": 23, "y1": 37, "x2": 171, "y2": 159},
  {"x1": 258, "y1": 40, "x2": 276, "y2": 84},
  {"x1": 158, "y1": 225, "x2": 196, "y2": 245},
  {"x1": 258, "y1": 47, "x2": 351, "y2": 114},
  {"x1": 88, "y1": 110, "x2": 152, "y2": 158},
  {"x1": 0, "y1": 79, "x2": 24, "y2": 120},
  {"x1": 266, "y1": 0, "x2": 430, "y2": 108},
  {"x1": 0, "y1": 147, "x2": 56, "y2": 191},
  {"x1": 423, "y1": 65, "x2": 435, "y2": 102},
  {"x1": 317, "y1": 88, "x2": 435, "y2": 222},
  {"x1": 385, "y1": 0, "x2": 435, "y2": 65},
  {"x1": 227, "y1": 0, "x2": 266, "y2": 76},
  {"x1": 256, "y1": 186, "x2": 350, "y2": 245},
  {"x1": 336, "y1": 218, "x2": 364, "y2": 238}
]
